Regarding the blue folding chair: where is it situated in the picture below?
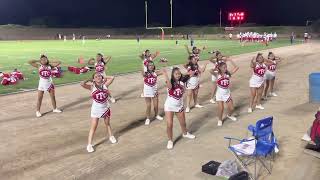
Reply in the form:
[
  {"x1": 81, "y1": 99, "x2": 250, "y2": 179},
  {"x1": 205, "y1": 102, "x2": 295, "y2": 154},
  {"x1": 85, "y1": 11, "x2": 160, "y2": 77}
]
[{"x1": 225, "y1": 116, "x2": 278, "y2": 180}]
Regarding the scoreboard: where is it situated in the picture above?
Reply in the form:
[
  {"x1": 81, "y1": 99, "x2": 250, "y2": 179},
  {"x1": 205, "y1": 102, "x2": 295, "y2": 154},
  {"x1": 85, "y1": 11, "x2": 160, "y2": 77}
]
[{"x1": 228, "y1": 12, "x2": 245, "y2": 21}]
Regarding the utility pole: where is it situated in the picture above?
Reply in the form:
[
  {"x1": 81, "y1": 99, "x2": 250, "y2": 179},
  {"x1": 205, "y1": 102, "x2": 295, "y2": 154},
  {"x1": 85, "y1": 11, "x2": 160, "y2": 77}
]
[
  {"x1": 219, "y1": 8, "x2": 222, "y2": 27},
  {"x1": 170, "y1": 0, "x2": 173, "y2": 28}
]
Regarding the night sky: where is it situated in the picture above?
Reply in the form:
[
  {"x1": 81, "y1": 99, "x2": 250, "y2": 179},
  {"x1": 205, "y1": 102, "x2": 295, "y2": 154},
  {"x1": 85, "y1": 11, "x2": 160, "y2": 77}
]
[{"x1": 0, "y1": 0, "x2": 319, "y2": 27}]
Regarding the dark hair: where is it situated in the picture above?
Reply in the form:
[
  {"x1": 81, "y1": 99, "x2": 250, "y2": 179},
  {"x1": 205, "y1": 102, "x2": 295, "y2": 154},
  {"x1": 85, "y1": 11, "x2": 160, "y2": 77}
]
[
  {"x1": 215, "y1": 51, "x2": 221, "y2": 56},
  {"x1": 256, "y1": 53, "x2": 263, "y2": 62},
  {"x1": 268, "y1": 52, "x2": 275, "y2": 60},
  {"x1": 217, "y1": 62, "x2": 231, "y2": 77},
  {"x1": 146, "y1": 61, "x2": 156, "y2": 73},
  {"x1": 187, "y1": 55, "x2": 198, "y2": 71},
  {"x1": 92, "y1": 72, "x2": 104, "y2": 89},
  {"x1": 40, "y1": 54, "x2": 50, "y2": 66},
  {"x1": 144, "y1": 50, "x2": 151, "y2": 59},
  {"x1": 170, "y1": 67, "x2": 190, "y2": 88},
  {"x1": 316, "y1": 111, "x2": 320, "y2": 120},
  {"x1": 97, "y1": 53, "x2": 105, "y2": 64}
]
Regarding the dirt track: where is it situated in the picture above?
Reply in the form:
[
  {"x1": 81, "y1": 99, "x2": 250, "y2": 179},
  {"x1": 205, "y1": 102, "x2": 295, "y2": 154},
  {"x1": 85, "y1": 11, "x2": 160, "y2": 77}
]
[{"x1": 1, "y1": 42, "x2": 320, "y2": 180}]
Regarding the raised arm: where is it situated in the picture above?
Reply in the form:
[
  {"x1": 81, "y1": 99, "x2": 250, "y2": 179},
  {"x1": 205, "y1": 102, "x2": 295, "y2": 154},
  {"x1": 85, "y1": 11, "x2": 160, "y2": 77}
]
[
  {"x1": 151, "y1": 51, "x2": 160, "y2": 60},
  {"x1": 155, "y1": 70, "x2": 163, "y2": 76},
  {"x1": 250, "y1": 57, "x2": 256, "y2": 68},
  {"x1": 208, "y1": 57, "x2": 217, "y2": 64},
  {"x1": 209, "y1": 69, "x2": 218, "y2": 76},
  {"x1": 104, "y1": 56, "x2": 112, "y2": 64},
  {"x1": 184, "y1": 44, "x2": 192, "y2": 55},
  {"x1": 264, "y1": 58, "x2": 274, "y2": 66},
  {"x1": 104, "y1": 76, "x2": 115, "y2": 87},
  {"x1": 139, "y1": 53, "x2": 144, "y2": 60},
  {"x1": 80, "y1": 79, "x2": 92, "y2": 90},
  {"x1": 141, "y1": 68, "x2": 146, "y2": 77},
  {"x1": 50, "y1": 60, "x2": 61, "y2": 67},
  {"x1": 200, "y1": 62, "x2": 209, "y2": 73},
  {"x1": 228, "y1": 60, "x2": 239, "y2": 75},
  {"x1": 162, "y1": 69, "x2": 172, "y2": 89},
  {"x1": 274, "y1": 56, "x2": 281, "y2": 63},
  {"x1": 223, "y1": 56, "x2": 231, "y2": 62},
  {"x1": 28, "y1": 59, "x2": 40, "y2": 68}
]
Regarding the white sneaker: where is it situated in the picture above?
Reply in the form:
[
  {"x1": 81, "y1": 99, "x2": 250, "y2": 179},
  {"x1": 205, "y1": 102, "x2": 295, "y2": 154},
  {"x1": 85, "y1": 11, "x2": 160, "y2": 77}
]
[
  {"x1": 301, "y1": 133, "x2": 311, "y2": 142},
  {"x1": 109, "y1": 136, "x2": 117, "y2": 144},
  {"x1": 145, "y1": 118, "x2": 150, "y2": 125},
  {"x1": 248, "y1": 108, "x2": 253, "y2": 113},
  {"x1": 195, "y1": 104, "x2": 204, "y2": 108},
  {"x1": 86, "y1": 144, "x2": 94, "y2": 153},
  {"x1": 182, "y1": 132, "x2": 196, "y2": 139},
  {"x1": 227, "y1": 115, "x2": 237, "y2": 121},
  {"x1": 156, "y1": 115, "x2": 163, "y2": 121},
  {"x1": 255, "y1": 105, "x2": 265, "y2": 110},
  {"x1": 185, "y1": 107, "x2": 190, "y2": 113},
  {"x1": 167, "y1": 140, "x2": 174, "y2": 150},
  {"x1": 140, "y1": 93, "x2": 144, "y2": 98},
  {"x1": 53, "y1": 109, "x2": 62, "y2": 113},
  {"x1": 270, "y1": 92, "x2": 278, "y2": 97},
  {"x1": 274, "y1": 147, "x2": 279, "y2": 153},
  {"x1": 209, "y1": 99, "x2": 216, "y2": 104},
  {"x1": 36, "y1": 111, "x2": 42, "y2": 118},
  {"x1": 110, "y1": 97, "x2": 116, "y2": 103},
  {"x1": 217, "y1": 120, "x2": 223, "y2": 127}
]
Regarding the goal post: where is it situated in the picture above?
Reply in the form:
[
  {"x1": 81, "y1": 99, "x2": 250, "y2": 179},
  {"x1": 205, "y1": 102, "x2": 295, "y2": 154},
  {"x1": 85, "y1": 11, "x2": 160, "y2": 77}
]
[{"x1": 145, "y1": 0, "x2": 173, "y2": 40}]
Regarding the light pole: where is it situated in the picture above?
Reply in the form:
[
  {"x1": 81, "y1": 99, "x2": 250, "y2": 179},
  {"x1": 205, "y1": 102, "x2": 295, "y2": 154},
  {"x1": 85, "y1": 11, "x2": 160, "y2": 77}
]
[{"x1": 219, "y1": 8, "x2": 222, "y2": 27}]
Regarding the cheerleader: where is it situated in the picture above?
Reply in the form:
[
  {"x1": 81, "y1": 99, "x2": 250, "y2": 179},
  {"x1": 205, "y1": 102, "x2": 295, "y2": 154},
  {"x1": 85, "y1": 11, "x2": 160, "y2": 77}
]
[
  {"x1": 139, "y1": 49, "x2": 160, "y2": 73},
  {"x1": 184, "y1": 44, "x2": 203, "y2": 56},
  {"x1": 142, "y1": 61, "x2": 164, "y2": 125},
  {"x1": 185, "y1": 55, "x2": 208, "y2": 113},
  {"x1": 81, "y1": 73, "x2": 117, "y2": 153},
  {"x1": 28, "y1": 55, "x2": 62, "y2": 117},
  {"x1": 163, "y1": 68, "x2": 195, "y2": 150},
  {"x1": 208, "y1": 51, "x2": 232, "y2": 104},
  {"x1": 211, "y1": 62, "x2": 239, "y2": 126},
  {"x1": 88, "y1": 53, "x2": 116, "y2": 103},
  {"x1": 248, "y1": 53, "x2": 273, "y2": 113},
  {"x1": 263, "y1": 52, "x2": 281, "y2": 99},
  {"x1": 139, "y1": 50, "x2": 160, "y2": 97}
]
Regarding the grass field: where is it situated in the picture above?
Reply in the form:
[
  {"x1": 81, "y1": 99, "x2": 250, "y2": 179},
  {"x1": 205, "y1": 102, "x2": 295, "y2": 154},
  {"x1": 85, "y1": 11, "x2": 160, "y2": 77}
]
[{"x1": 0, "y1": 39, "x2": 299, "y2": 94}]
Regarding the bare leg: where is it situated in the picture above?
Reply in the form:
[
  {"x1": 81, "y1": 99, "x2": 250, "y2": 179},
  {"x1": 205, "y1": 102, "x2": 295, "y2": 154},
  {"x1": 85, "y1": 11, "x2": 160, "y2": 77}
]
[
  {"x1": 187, "y1": 90, "x2": 193, "y2": 108},
  {"x1": 152, "y1": 96, "x2": 159, "y2": 116},
  {"x1": 250, "y1": 88, "x2": 257, "y2": 109},
  {"x1": 211, "y1": 83, "x2": 217, "y2": 99},
  {"x1": 37, "y1": 91, "x2": 44, "y2": 111},
  {"x1": 88, "y1": 118, "x2": 99, "y2": 145},
  {"x1": 145, "y1": 98, "x2": 151, "y2": 119},
  {"x1": 264, "y1": 80, "x2": 270, "y2": 97},
  {"x1": 103, "y1": 117, "x2": 113, "y2": 137},
  {"x1": 226, "y1": 99, "x2": 234, "y2": 116},
  {"x1": 217, "y1": 101, "x2": 224, "y2": 121},
  {"x1": 49, "y1": 89, "x2": 57, "y2": 109},
  {"x1": 193, "y1": 88, "x2": 199, "y2": 105},
  {"x1": 270, "y1": 78, "x2": 276, "y2": 93},
  {"x1": 256, "y1": 85, "x2": 264, "y2": 105},
  {"x1": 165, "y1": 111, "x2": 174, "y2": 141},
  {"x1": 176, "y1": 112, "x2": 188, "y2": 135}
]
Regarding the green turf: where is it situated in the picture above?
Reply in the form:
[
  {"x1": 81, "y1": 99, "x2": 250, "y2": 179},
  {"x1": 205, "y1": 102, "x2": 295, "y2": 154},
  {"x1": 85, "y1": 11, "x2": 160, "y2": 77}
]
[{"x1": 0, "y1": 39, "x2": 299, "y2": 94}]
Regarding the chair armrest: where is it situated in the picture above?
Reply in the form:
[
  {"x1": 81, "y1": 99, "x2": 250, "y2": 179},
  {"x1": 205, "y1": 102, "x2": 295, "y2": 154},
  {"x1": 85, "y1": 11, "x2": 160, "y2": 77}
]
[
  {"x1": 248, "y1": 125, "x2": 256, "y2": 133},
  {"x1": 224, "y1": 137, "x2": 242, "y2": 141}
]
